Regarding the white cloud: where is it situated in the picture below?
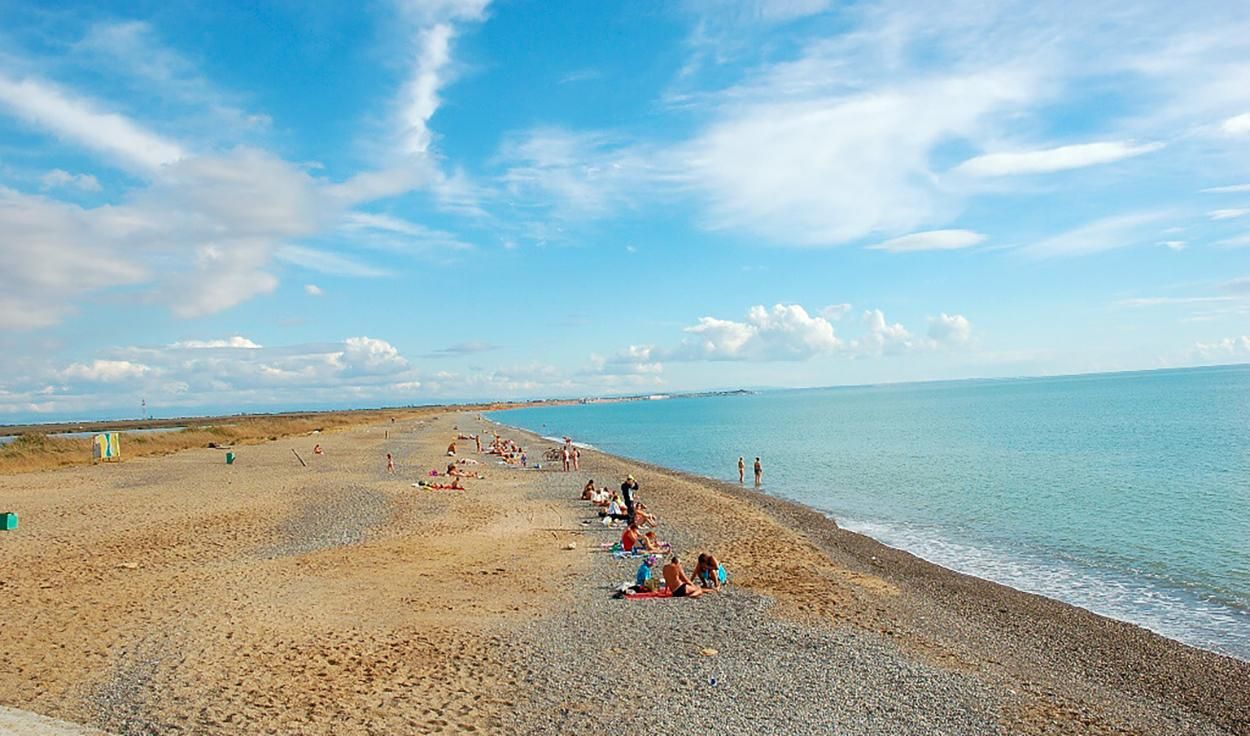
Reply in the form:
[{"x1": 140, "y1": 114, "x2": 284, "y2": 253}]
[
  {"x1": 1220, "y1": 113, "x2": 1250, "y2": 136},
  {"x1": 62, "y1": 359, "x2": 152, "y2": 382},
  {"x1": 1020, "y1": 212, "x2": 1170, "y2": 258},
  {"x1": 855, "y1": 309, "x2": 914, "y2": 356},
  {"x1": 674, "y1": 304, "x2": 840, "y2": 360},
  {"x1": 304, "y1": 284, "x2": 324, "y2": 297},
  {"x1": 820, "y1": 303, "x2": 852, "y2": 320},
  {"x1": 1116, "y1": 296, "x2": 1238, "y2": 307},
  {"x1": 1159, "y1": 240, "x2": 1186, "y2": 251},
  {"x1": 40, "y1": 169, "x2": 101, "y2": 192},
  {"x1": 394, "y1": 0, "x2": 491, "y2": 156},
  {"x1": 341, "y1": 336, "x2": 409, "y2": 375},
  {"x1": 1202, "y1": 184, "x2": 1250, "y2": 193},
  {"x1": 953, "y1": 141, "x2": 1163, "y2": 177},
  {"x1": 867, "y1": 229, "x2": 986, "y2": 252},
  {"x1": 928, "y1": 313, "x2": 972, "y2": 346},
  {"x1": 341, "y1": 211, "x2": 474, "y2": 252},
  {"x1": 0, "y1": 72, "x2": 185, "y2": 171},
  {"x1": 677, "y1": 69, "x2": 1037, "y2": 245},
  {"x1": 1192, "y1": 336, "x2": 1250, "y2": 362},
  {"x1": 1209, "y1": 208, "x2": 1250, "y2": 220},
  {"x1": 171, "y1": 336, "x2": 262, "y2": 349},
  {"x1": 1216, "y1": 233, "x2": 1250, "y2": 248}
]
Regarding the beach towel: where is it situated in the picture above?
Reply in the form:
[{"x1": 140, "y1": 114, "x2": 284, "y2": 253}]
[{"x1": 623, "y1": 589, "x2": 672, "y2": 600}]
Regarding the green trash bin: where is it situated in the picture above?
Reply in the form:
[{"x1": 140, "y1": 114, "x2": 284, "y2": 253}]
[
  {"x1": 226, "y1": 452, "x2": 236, "y2": 465},
  {"x1": 1, "y1": 512, "x2": 17, "y2": 531}
]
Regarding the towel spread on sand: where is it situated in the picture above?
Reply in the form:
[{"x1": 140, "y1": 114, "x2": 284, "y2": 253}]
[{"x1": 623, "y1": 589, "x2": 672, "y2": 600}]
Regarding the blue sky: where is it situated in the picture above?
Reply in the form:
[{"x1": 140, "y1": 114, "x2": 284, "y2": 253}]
[{"x1": 1, "y1": 0, "x2": 1249, "y2": 421}]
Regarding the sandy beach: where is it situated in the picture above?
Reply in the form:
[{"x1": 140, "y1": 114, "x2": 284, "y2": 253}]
[{"x1": 1, "y1": 411, "x2": 1247, "y2": 735}]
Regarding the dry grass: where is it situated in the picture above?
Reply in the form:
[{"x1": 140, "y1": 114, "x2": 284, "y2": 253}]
[{"x1": 0, "y1": 408, "x2": 450, "y2": 474}]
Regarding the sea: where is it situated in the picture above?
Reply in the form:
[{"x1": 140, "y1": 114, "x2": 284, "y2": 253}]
[{"x1": 489, "y1": 364, "x2": 1250, "y2": 661}]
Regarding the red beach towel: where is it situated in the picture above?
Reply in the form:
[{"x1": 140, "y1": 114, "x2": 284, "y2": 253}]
[{"x1": 623, "y1": 589, "x2": 672, "y2": 600}]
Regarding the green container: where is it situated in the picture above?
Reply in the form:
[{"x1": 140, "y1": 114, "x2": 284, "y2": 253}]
[
  {"x1": 225, "y1": 452, "x2": 236, "y2": 465},
  {"x1": 1, "y1": 512, "x2": 17, "y2": 531}
]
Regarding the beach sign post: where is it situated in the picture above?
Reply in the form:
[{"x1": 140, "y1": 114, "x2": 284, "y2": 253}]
[{"x1": 92, "y1": 432, "x2": 121, "y2": 463}]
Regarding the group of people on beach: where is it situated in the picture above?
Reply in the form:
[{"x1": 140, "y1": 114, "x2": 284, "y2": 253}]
[
  {"x1": 580, "y1": 472, "x2": 727, "y2": 599},
  {"x1": 737, "y1": 456, "x2": 763, "y2": 486}
]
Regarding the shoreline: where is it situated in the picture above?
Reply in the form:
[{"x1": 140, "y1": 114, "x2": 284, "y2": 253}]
[
  {"x1": 489, "y1": 415, "x2": 1250, "y2": 734},
  {"x1": 486, "y1": 414, "x2": 1250, "y2": 665}
]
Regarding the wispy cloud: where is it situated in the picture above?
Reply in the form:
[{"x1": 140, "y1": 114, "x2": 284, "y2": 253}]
[
  {"x1": 1021, "y1": 212, "x2": 1171, "y2": 258},
  {"x1": 953, "y1": 141, "x2": 1163, "y2": 177},
  {"x1": 422, "y1": 340, "x2": 499, "y2": 358},
  {"x1": 1209, "y1": 208, "x2": 1250, "y2": 220},
  {"x1": 0, "y1": 72, "x2": 185, "y2": 171},
  {"x1": 867, "y1": 229, "x2": 986, "y2": 252}
]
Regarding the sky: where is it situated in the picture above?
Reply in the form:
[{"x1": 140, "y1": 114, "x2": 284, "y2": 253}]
[{"x1": 1, "y1": 0, "x2": 1249, "y2": 422}]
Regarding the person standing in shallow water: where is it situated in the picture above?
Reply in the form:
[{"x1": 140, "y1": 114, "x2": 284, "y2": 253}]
[
  {"x1": 753, "y1": 457, "x2": 763, "y2": 486},
  {"x1": 738, "y1": 456, "x2": 745, "y2": 484}
]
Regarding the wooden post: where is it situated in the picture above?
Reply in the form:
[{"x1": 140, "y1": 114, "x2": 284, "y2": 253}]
[{"x1": 291, "y1": 448, "x2": 307, "y2": 467}]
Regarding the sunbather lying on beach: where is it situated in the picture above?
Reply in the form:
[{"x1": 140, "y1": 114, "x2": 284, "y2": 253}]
[
  {"x1": 694, "y1": 553, "x2": 726, "y2": 590},
  {"x1": 641, "y1": 531, "x2": 671, "y2": 552},
  {"x1": 662, "y1": 556, "x2": 702, "y2": 598},
  {"x1": 446, "y1": 463, "x2": 485, "y2": 479}
]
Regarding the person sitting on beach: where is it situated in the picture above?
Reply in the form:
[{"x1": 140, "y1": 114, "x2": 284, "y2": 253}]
[
  {"x1": 634, "y1": 555, "x2": 661, "y2": 592},
  {"x1": 590, "y1": 487, "x2": 611, "y2": 506},
  {"x1": 447, "y1": 441, "x2": 457, "y2": 456},
  {"x1": 694, "y1": 553, "x2": 725, "y2": 590},
  {"x1": 313, "y1": 444, "x2": 324, "y2": 455},
  {"x1": 581, "y1": 479, "x2": 597, "y2": 500},
  {"x1": 621, "y1": 523, "x2": 643, "y2": 552},
  {"x1": 633, "y1": 502, "x2": 658, "y2": 528},
  {"x1": 662, "y1": 556, "x2": 702, "y2": 598}
]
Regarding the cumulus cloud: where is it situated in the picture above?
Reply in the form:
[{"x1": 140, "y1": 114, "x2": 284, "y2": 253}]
[
  {"x1": 867, "y1": 229, "x2": 986, "y2": 253},
  {"x1": 1192, "y1": 336, "x2": 1250, "y2": 362},
  {"x1": 304, "y1": 284, "x2": 324, "y2": 296},
  {"x1": 953, "y1": 141, "x2": 1163, "y2": 177},
  {"x1": 1159, "y1": 240, "x2": 1186, "y2": 251},
  {"x1": 674, "y1": 304, "x2": 840, "y2": 361},
  {"x1": 928, "y1": 313, "x2": 972, "y2": 346},
  {"x1": 855, "y1": 309, "x2": 915, "y2": 356}
]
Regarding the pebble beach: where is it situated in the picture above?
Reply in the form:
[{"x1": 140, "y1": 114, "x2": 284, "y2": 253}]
[{"x1": 1, "y1": 411, "x2": 1247, "y2": 735}]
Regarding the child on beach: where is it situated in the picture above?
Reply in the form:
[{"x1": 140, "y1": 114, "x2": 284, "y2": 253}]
[{"x1": 386, "y1": 453, "x2": 395, "y2": 474}]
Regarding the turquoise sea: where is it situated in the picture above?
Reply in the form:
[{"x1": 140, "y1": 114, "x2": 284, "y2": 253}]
[{"x1": 490, "y1": 365, "x2": 1250, "y2": 661}]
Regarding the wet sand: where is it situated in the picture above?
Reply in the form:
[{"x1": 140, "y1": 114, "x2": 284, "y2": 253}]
[{"x1": 0, "y1": 412, "x2": 1246, "y2": 735}]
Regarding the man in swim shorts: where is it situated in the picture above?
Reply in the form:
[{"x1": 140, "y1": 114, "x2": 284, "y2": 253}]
[{"x1": 662, "y1": 556, "x2": 702, "y2": 598}]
